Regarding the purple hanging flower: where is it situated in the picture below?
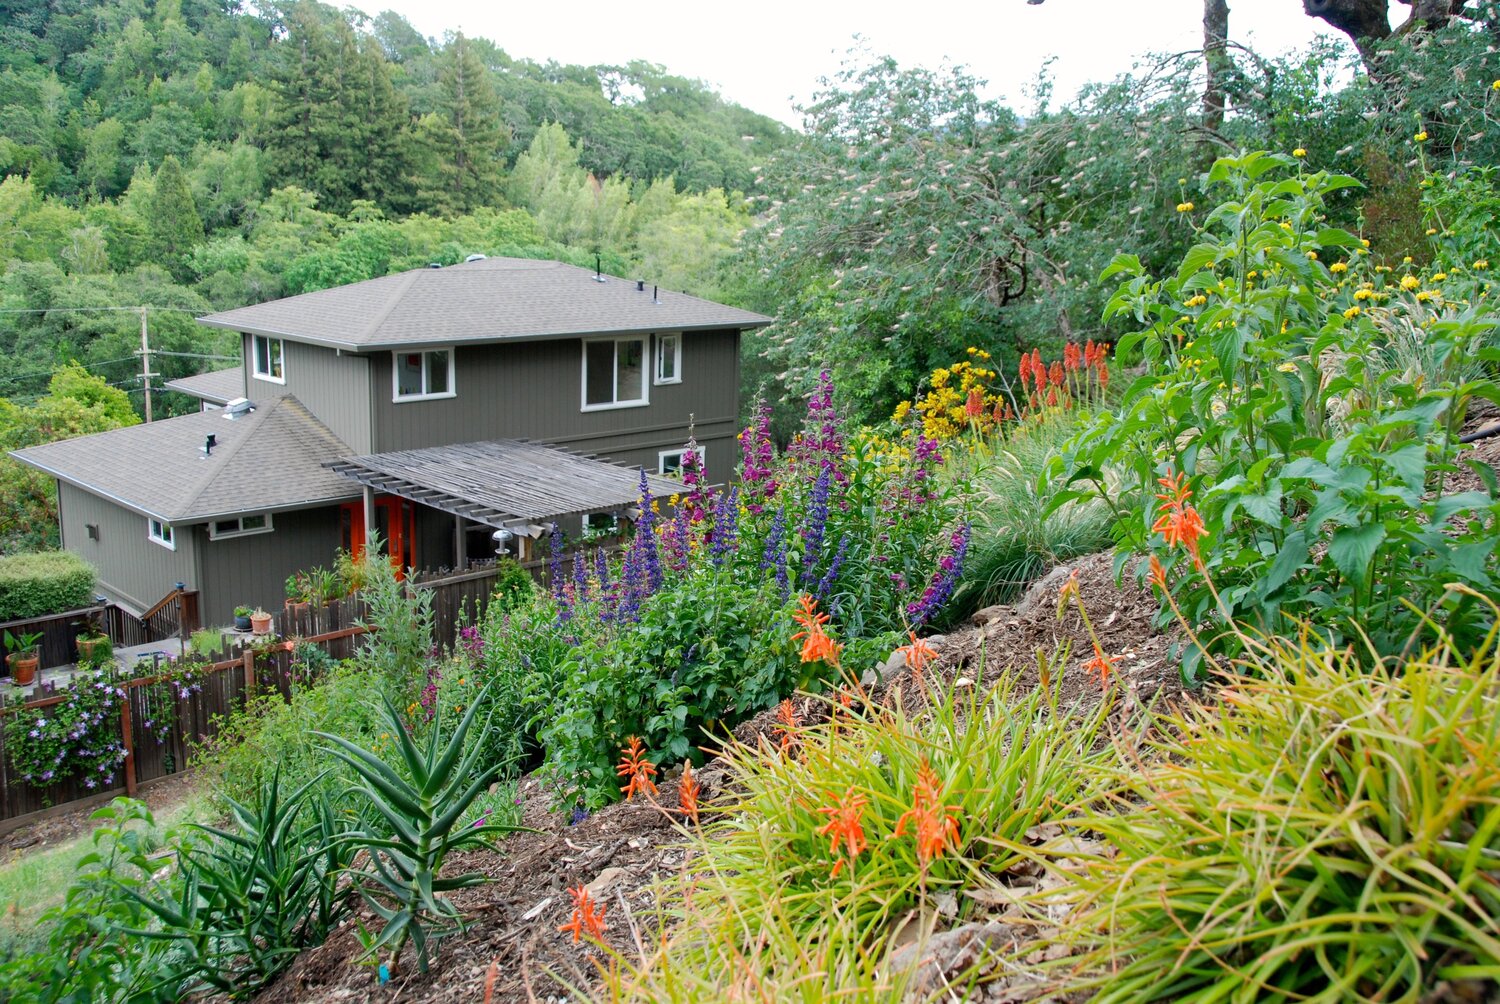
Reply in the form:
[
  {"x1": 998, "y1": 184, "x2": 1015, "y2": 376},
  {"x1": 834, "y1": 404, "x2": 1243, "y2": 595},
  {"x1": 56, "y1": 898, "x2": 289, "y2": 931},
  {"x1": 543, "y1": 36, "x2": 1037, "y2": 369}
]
[
  {"x1": 680, "y1": 436, "x2": 709, "y2": 523},
  {"x1": 801, "y1": 464, "x2": 833, "y2": 584},
  {"x1": 814, "y1": 534, "x2": 850, "y2": 602},
  {"x1": 739, "y1": 397, "x2": 779, "y2": 514},
  {"x1": 710, "y1": 486, "x2": 740, "y2": 568},
  {"x1": 907, "y1": 524, "x2": 972, "y2": 626}
]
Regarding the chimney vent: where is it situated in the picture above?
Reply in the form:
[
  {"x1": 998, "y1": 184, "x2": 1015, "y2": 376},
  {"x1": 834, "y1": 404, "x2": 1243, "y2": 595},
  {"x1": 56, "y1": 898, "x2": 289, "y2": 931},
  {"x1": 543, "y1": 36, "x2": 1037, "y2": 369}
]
[
  {"x1": 637, "y1": 279, "x2": 645, "y2": 292},
  {"x1": 222, "y1": 398, "x2": 255, "y2": 420},
  {"x1": 204, "y1": 433, "x2": 217, "y2": 456}
]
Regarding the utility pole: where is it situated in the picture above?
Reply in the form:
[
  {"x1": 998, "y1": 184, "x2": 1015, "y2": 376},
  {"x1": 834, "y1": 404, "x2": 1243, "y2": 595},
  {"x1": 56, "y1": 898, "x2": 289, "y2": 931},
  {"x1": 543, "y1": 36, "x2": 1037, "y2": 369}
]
[{"x1": 138, "y1": 306, "x2": 156, "y2": 423}]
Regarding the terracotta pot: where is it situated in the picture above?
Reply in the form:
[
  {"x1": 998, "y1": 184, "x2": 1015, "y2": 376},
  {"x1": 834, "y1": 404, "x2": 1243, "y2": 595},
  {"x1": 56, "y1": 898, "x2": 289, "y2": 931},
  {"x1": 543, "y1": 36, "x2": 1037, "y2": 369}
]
[
  {"x1": 7, "y1": 652, "x2": 39, "y2": 687},
  {"x1": 75, "y1": 636, "x2": 111, "y2": 663},
  {"x1": 250, "y1": 611, "x2": 273, "y2": 636}
]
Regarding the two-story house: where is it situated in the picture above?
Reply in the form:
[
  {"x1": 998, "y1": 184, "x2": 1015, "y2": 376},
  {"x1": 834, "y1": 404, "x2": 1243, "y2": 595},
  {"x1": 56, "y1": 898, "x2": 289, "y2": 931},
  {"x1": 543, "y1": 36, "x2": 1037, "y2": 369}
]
[{"x1": 11, "y1": 256, "x2": 771, "y2": 623}]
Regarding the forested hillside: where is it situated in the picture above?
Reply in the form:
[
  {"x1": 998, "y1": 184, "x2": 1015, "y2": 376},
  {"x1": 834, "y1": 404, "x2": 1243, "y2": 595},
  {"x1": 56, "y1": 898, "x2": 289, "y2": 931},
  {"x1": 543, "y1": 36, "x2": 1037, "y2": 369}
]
[{"x1": 0, "y1": 0, "x2": 787, "y2": 411}]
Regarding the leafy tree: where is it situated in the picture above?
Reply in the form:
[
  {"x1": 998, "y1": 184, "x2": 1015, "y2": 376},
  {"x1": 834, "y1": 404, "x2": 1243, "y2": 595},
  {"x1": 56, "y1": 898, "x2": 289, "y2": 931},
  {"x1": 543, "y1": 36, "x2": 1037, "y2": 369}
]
[
  {"x1": 147, "y1": 154, "x2": 204, "y2": 279},
  {"x1": 411, "y1": 32, "x2": 507, "y2": 215}
]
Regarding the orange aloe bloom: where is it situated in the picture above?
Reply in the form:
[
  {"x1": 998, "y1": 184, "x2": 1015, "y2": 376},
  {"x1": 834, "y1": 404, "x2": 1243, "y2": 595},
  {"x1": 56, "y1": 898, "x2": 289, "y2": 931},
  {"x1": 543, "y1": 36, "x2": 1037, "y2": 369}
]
[
  {"x1": 1097, "y1": 361, "x2": 1110, "y2": 389},
  {"x1": 1083, "y1": 645, "x2": 1115, "y2": 687},
  {"x1": 793, "y1": 594, "x2": 842, "y2": 667},
  {"x1": 616, "y1": 736, "x2": 658, "y2": 801},
  {"x1": 816, "y1": 788, "x2": 869, "y2": 878},
  {"x1": 678, "y1": 762, "x2": 700, "y2": 822},
  {"x1": 1152, "y1": 470, "x2": 1207, "y2": 562},
  {"x1": 965, "y1": 387, "x2": 985, "y2": 418},
  {"x1": 558, "y1": 884, "x2": 608, "y2": 943},
  {"x1": 774, "y1": 698, "x2": 799, "y2": 752},
  {"x1": 894, "y1": 760, "x2": 961, "y2": 865},
  {"x1": 897, "y1": 630, "x2": 937, "y2": 686}
]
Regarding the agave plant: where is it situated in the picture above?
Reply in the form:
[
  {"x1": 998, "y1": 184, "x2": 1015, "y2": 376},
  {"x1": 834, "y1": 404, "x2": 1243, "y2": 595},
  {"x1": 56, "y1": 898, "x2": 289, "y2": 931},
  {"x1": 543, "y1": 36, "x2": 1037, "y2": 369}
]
[
  {"x1": 316, "y1": 681, "x2": 524, "y2": 975},
  {"x1": 124, "y1": 772, "x2": 355, "y2": 997}
]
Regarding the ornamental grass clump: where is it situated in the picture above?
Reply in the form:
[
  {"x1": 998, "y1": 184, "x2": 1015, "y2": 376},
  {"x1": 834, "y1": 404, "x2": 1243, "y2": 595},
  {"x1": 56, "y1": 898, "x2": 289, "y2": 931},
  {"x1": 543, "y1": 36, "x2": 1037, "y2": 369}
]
[
  {"x1": 1039, "y1": 604, "x2": 1500, "y2": 1003},
  {"x1": 603, "y1": 662, "x2": 1116, "y2": 997}
]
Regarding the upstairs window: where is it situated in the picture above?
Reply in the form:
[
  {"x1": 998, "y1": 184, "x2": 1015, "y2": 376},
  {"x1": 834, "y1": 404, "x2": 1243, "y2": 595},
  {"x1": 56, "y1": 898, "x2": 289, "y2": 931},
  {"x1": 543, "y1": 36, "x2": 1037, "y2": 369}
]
[
  {"x1": 655, "y1": 333, "x2": 681, "y2": 384},
  {"x1": 582, "y1": 337, "x2": 648, "y2": 410},
  {"x1": 252, "y1": 335, "x2": 284, "y2": 384},
  {"x1": 393, "y1": 348, "x2": 455, "y2": 402},
  {"x1": 659, "y1": 444, "x2": 706, "y2": 476},
  {"x1": 148, "y1": 518, "x2": 175, "y2": 551}
]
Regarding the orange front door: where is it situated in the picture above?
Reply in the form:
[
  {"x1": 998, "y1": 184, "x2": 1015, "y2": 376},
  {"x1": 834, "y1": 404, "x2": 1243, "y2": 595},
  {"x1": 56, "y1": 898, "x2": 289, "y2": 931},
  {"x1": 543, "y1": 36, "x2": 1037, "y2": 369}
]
[{"x1": 340, "y1": 496, "x2": 416, "y2": 578}]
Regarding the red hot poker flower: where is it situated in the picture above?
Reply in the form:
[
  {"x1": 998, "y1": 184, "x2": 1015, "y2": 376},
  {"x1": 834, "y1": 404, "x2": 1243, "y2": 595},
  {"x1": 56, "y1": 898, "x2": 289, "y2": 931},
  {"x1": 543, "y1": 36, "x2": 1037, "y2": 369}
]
[
  {"x1": 816, "y1": 788, "x2": 869, "y2": 878},
  {"x1": 1049, "y1": 361, "x2": 1066, "y2": 388},
  {"x1": 558, "y1": 885, "x2": 608, "y2": 943},
  {"x1": 616, "y1": 736, "x2": 658, "y2": 801},
  {"x1": 1064, "y1": 342, "x2": 1081, "y2": 371},
  {"x1": 894, "y1": 760, "x2": 961, "y2": 865},
  {"x1": 965, "y1": 387, "x2": 985, "y2": 418}
]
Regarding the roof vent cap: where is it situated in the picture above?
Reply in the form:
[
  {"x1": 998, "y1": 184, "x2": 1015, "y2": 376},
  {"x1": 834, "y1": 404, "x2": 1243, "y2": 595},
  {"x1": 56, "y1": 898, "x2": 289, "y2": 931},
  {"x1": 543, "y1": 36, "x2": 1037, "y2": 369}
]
[
  {"x1": 464, "y1": 253, "x2": 487, "y2": 263},
  {"x1": 222, "y1": 397, "x2": 255, "y2": 420},
  {"x1": 427, "y1": 262, "x2": 443, "y2": 269}
]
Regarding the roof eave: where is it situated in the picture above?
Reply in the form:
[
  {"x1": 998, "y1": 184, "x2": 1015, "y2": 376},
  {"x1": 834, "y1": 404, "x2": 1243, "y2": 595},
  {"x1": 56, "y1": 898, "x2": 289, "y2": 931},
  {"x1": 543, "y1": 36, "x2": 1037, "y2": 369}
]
[{"x1": 196, "y1": 316, "x2": 774, "y2": 353}]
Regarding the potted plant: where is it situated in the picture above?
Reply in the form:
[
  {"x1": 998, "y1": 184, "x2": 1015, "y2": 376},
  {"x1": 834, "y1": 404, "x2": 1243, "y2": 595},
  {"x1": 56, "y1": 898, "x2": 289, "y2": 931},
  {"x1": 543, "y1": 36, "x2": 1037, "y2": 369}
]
[
  {"x1": 285, "y1": 572, "x2": 311, "y2": 617},
  {"x1": 250, "y1": 607, "x2": 273, "y2": 636},
  {"x1": 234, "y1": 605, "x2": 253, "y2": 631},
  {"x1": 75, "y1": 629, "x2": 112, "y2": 665},
  {"x1": 5, "y1": 630, "x2": 43, "y2": 686}
]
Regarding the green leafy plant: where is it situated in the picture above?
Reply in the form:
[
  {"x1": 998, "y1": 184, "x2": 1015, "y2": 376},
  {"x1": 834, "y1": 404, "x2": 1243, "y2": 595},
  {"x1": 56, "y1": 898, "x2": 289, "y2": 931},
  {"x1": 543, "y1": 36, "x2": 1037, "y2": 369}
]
[
  {"x1": 1036, "y1": 603, "x2": 1500, "y2": 1002},
  {"x1": 1050, "y1": 151, "x2": 1500, "y2": 674},
  {"x1": 4, "y1": 629, "x2": 42, "y2": 658},
  {"x1": 122, "y1": 773, "x2": 355, "y2": 997},
  {"x1": 316, "y1": 683, "x2": 525, "y2": 975}
]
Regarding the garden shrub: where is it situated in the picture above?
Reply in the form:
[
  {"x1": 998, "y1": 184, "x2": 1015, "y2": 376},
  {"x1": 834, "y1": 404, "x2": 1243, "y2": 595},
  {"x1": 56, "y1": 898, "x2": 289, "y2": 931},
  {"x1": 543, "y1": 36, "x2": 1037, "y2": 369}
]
[
  {"x1": 475, "y1": 373, "x2": 973, "y2": 808},
  {"x1": 0, "y1": 551, "x2": 96, "y2": 620},
  {"x1": 1042, "y1": 609, "x2": 1500, "y2": 1001},
  {"x1": 1050, "y1": 152, "x2": 1500, "y2": 675}
]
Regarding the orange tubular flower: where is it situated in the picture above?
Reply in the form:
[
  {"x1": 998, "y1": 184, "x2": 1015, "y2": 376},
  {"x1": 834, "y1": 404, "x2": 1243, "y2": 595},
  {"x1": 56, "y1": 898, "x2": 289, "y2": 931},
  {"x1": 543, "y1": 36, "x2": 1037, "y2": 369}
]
[
  {"x1": 1019, "y1": 354, "x2": 1032, "y2": 387},
  {"x1": 965, "y1": 387, "x2": 985, "y2": 418},
  {"x1": 775, "y1": 698, "x2": 799, "y2": 752},
  {"x1": 896, "y1": 631, "x2": 938, "y2": 686},
  {"x1": 678, "y1": 762, "x2": 700, "y2": 822},
  {"x1": 616, "y1": 736, "x2": 658, "y2": 801},
  {"x1": 793, "y1": 594, "x2": 842, "y2": 667},
  {"x1": 894, "y1": 760, "x2": 961, "y2": 865},
  {"x1": 1152, "y1": 470, "x2": 1207, "y2": 563},
  {"x1": 558, "y1": 885, "x2": 608, "y2": 943},
  {"x1": 1097, "y1": 361, "x2": 1110, "y2": 390},
  {"x1": 1149, "y1": 554, "x2": 1168, "y2": 591},
  {"x1": 1049, "y1": 361, "x2": 1065, "y2": 387},
  {"x1": 1064, "y1": 342, "x2": 1081, "y2": 371},
  {"x1": 816, "y1": 788, "x2": 869, "y2": 878},
  {"x1": 1083, "y1": 645, "x2": 1115, "y2": 688},
  {"x1": 1031, "y1": 348, "x2": 1043, "y2": 379}
]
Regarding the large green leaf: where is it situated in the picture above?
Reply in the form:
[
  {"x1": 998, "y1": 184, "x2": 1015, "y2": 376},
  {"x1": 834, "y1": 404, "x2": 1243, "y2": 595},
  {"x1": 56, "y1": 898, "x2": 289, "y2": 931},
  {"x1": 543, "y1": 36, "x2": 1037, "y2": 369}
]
[{"x1": 1329, "y1": 522, "x2": 1386, "y2": 584}]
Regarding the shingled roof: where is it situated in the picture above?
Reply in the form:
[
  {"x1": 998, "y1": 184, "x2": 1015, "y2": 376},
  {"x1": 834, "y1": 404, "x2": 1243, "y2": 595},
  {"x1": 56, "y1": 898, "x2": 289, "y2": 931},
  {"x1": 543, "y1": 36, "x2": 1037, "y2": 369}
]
[
  {"x1": 163, "y1": 366, "x2": 243, "y2": 405},
  {"x1": 10, "y1": 396, "x2": 358, "y2": 523},
  {"x1": 196, "y1": 256, "x2": 773, "y2": 351}
]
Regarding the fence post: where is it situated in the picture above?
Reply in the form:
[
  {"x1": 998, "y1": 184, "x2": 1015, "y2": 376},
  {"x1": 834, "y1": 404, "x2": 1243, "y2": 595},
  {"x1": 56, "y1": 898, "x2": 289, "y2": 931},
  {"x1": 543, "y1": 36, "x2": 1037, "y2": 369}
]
[
  {"x1": 120, "y1": 691, "x2": 137, "y2": 798},
  {"x1": 242, "y1": 647, "x2": 256, "y2": 697}
]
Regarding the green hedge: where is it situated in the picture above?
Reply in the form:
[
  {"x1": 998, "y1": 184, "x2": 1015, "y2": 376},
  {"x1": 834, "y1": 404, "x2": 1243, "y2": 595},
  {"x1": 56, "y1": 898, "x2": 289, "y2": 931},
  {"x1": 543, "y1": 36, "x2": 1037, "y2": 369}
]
[{"x1": 0, "y1": 551, "x2": 98, "y2": 621}]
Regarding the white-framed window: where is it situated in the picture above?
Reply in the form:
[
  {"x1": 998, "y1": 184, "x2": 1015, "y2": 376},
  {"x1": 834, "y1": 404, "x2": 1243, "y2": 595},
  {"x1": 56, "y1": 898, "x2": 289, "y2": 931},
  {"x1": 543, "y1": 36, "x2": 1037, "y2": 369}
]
[
  {"x1": 581, "y1": 511, "x2": 619, "y2": 540},
  {"x1": 208, "y1": 513, "x2": 273, "y2": 540},
  {"x1": 251, "y1": 334, "x2": 285, "y2": 384},
  {"x1": 582, "y1": 337, "x2": 648, "y2": 410},
  {"x1": 658, "y1": 445, "x2": 706, "y2": 476},
  {"x1": 392, "y1": 348, "x2": 455, "y2": 402},
  {"x1": 147, "y1": 518, "x2": 175, "y2": 551},
  {"x1": 655, "y1": 333, "x2": 681, "y2": 385}
]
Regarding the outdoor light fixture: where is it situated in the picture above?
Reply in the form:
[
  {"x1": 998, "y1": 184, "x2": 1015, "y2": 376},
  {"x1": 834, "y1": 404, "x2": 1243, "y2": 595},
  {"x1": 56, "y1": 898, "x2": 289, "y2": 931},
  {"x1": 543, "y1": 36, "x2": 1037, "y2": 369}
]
[{"x1": 492, "y1": 528, "x2": 514, "y2": 543}]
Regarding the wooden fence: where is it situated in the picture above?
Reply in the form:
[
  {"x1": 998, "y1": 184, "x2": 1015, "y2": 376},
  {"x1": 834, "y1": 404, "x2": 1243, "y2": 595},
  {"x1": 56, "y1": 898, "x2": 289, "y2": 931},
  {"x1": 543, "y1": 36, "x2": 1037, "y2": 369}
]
[
  {"x1": 1, "y1": 589, "x2": 201, "y2": 673},
  {"x1": 0, "y1": 556, "x2": 560, "y2": 830}
]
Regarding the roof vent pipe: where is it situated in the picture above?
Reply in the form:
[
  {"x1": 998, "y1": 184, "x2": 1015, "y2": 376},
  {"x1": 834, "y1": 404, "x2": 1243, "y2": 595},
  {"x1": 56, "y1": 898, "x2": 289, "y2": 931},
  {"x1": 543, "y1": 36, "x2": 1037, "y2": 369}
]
[
  {"x1": 637, "y1": 279, "x2": 645, "y2": 292},
  {"x1": 594, "y1": 253, "x2": 606, "y2": 283},
  {"x1": 204, "y1": 433, "x2": 217, "y2": 456},
  {"x1": 653, "y1": 285, "x2": 660, "y2": 304}
]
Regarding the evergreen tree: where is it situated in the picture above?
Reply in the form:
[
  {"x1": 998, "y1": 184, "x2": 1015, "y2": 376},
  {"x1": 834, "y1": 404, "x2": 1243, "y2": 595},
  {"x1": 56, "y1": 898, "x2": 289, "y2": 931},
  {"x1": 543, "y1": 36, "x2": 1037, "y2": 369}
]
[
  {"x1": 147, "y1": 154, "x2": 204, "y2": 278},
  {"x1": 412, "y1": 32, "x2": 506, "y2": 215}
]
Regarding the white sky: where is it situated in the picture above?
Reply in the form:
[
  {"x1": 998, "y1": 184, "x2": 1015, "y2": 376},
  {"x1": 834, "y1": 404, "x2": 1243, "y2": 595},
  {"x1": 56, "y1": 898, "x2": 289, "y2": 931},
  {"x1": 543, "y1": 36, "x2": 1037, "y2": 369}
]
[{"x1": 367, "y1": 0, "x2": 1342, "y2": 126}]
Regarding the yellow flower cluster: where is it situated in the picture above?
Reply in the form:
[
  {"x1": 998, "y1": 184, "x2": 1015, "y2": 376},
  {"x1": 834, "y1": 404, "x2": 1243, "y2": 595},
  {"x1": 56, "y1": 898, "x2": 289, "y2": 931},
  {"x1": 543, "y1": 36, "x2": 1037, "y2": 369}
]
[{"x1": 900, "y1": 357, "x2": 1005, "y2": 440}]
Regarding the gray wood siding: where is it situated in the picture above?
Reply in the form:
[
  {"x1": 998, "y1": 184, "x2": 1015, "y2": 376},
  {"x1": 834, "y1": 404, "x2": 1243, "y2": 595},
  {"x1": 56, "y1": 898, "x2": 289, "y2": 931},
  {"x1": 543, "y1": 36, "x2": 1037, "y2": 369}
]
[
  {"x1": 194, "y1": 505, "x2": 342, "y2": 625},
  {"x1": 57, "y1": 483, "x2": 199, "y2": 614},
  {"x1": 243, "y1": 335, "x2": 372, "y2": 453},
  {"x1": 369, "y1": 330, "x2": 741, "y2": 462}
]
